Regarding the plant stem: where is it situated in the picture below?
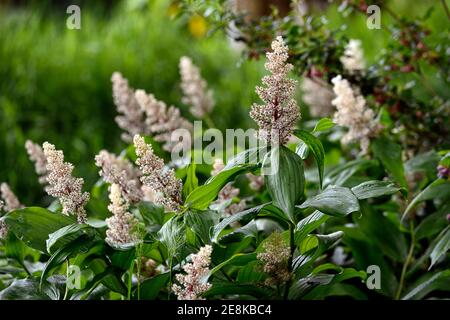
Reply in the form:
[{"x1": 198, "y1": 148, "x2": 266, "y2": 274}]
[
  {"x1": 127, "y1": 260, "x2": 134, "y2": 300},
  {"x1": 283, "y1": 222, "x2": 295, "y2": 300},
  {"x1": 395, "y1": 221, "x2": 415, "y2": 300}
]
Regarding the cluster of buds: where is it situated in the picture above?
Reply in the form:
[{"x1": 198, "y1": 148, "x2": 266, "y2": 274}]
[
  {"x1": 257, "y1": 232, "x2": 291, "y2": 286},
  {"x1": 134, "y1": 135, "x2": 183, "y2": 212},
  {"x1": 172, "y1": 245, "x2": 213, "y2": 300},
  {"x1": 250, "y1": 36, "x2": 300, "y2": 145},
  {"x1": 42, "y1": 142, "x2": 90, "y2": 223}
]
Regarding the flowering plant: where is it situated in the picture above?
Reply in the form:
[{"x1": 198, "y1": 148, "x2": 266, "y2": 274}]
[{"x1": 0, "y1": 1, "x2": 449, "y2": 301}]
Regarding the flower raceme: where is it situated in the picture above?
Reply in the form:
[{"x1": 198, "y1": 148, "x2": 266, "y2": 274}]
[
  {"x1": 42, "y1": 142, "x2": 90, "y2": 223},
  {"x1": 331, "y1": 75, "x2": 381, "y2": 153},
  {"x1": 111, "y1": 71, "x2": 192, "y2": 152},
  {"x1": 250, "y1": 36, "x2": 300, "y2": 145},
  {"x1": 340, "y1": 39, "x2": 366, "y2": 75},
  {"x1": 133, "y1": 135, "x2": 183, "y2": 212},
  {"x1": 25, "y1": 140, "x2": 48, "y2": 185},
  {"x1": 179, "y1": 56, "x2": 215, "y2": 119},
  {"x1": 172, "y1": 245, "x2": 213, "y2": 300},
  {"x1": 95, "y1": 150, "x2": 143, "y2": 204},
  {"x1": 0, "y1": 183, "x2": 23, "y2": 239},
  {"x1": 111, "y1": 72, "x2": 147, "y2": 143},
  {"x1": 105, "y1": 183, "x2": 139, "y2": 246},
  {"x1": 257, "y1": 232, "x2": 291, "y2": 286},
  {"x1": 134, "y1": 89, "x2": 193, "y2": 152},
  {"x1": 0, "y1": 183, "x2": 23, "y2": 212}
]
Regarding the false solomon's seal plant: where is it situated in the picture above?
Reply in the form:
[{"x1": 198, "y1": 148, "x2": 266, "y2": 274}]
[{"x1": 0, "y1": 36, "x2": 441, "y2": 301}]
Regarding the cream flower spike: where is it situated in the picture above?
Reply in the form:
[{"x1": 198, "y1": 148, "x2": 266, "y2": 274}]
[
  {"x1": 179, "y1": 56, "x2": 215, "y2": 119},
  {"x1": 42, "y1": 142, "x2": 90, "y2": 223},
  {"x1": 133, "y1": 135, "x2": 183, "y2": 212},
  {"x1": 250, "y1": 36, "x2": 300, "y2": 145},
  {"x1": 135, "y1": 89, "x2": 193, "y2": 152}
]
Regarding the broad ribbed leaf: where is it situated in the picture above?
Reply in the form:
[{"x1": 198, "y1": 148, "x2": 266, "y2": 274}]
[
  {"x1": 224, "y1": 147, "x2": 267, "y2": 170},
  {"x1": 294, "y1": 130, "x2": 325, "y2": 188},
  {"x1": 264, "y1": 146, "x2": 305, "y2": 222},
  {"x1": 351, "y1": 180, "x2": 403, "y2": 200},
  {"x1": 157, "y1": 216, "x2": 185, "y2": 257},
  {"x1": 208, "y1": 253, "x2": 257, "y2": 278},
  {"x1": 3, "y1": 207, "x2": 76, "y2": 252},
  {"x1": 324, "y1": 159, "x2": 378, "y2": 187},
  {"x1": 184, "y1": 210, "x2": 219, "y2": 245},
  {"x1": 295, "y1": 210, "x2": 329, "y2": 245},
  {"x1": 298, "y1": 186, "x2": 359, "y2": 216},
  {"x1": 46, "y1": 223, "x2": 93, "y2": 254},
  {"x1": 41, "y1": 235, "x2": 95, "y2": 286},
  {"x1": 137, "y1": 273, "x2": 170, "y2": 300},
  {"x1": 402, "y1": 270, "x2": 450, "y2": 300},
  {"x1": 212, "y1": 203, "x2": 270, "y2": 243},
  {"x1": 185, "y1": 165, "x2": 254, "y2": 210},
  {"x1": 403, "y1": 179, "x2": 450, "y2": 220},
  {"x1": 429, "y1": 226, "x2": 450, "y2": 269}
]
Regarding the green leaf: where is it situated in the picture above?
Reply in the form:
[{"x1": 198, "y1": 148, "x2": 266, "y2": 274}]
[
  {"x1": 211, "y1": 203, "x2": 270, "y2": 243},
  {"x1": 3, "y1": 207, "x2": 76, "y2": 252},
  {"x1": 88, "y1": 258, "x2": 128, "y2": 295},
  {"x1": 208, "y1": 253, "x2": 257, "y2": 278},
  {"x1": 157, "y1": 216, "x2": 185, "y2": 257},
  {"x1": 138, "y1": 201, "x2": 165, "y2": 228},
  {"x1": 137, "y1": 273, "x2": 170, "y2": 299},
  {"x1": 357, "y1": 201, "x2": 408, "y2": 262},
  {"x1": 324, "y1": 159, "x2": 379, "y2": 187},
  {"x1": 372, "y1": 136, "x2": 407, "y2": 189},
  {"x1": 71, "y1": 267, "x2": 118, "y2": 300},
  {"x1": 313, "y1": 118, "x2": 335, "y2": 132},
  {"x1": 351, "y1": 180, "x2": 404, "y2": 199},
  {"x1": 298, "y1": 186, "x2": 359, "y2": 217},
  {"x1": 288, "y1": 274, "x2": 334, "y2": 299},
  {"x1": 402, "y1": 270, "x2": 450, "y2": 300},
  {"x1": 184, "y1": 210, "x2": 219, "y2": 245},
  {"x1": 41, "y1": 235, "x2": 95, "y2": 286},
  {"x1": 5, "y1": 232, "x2": 26, "y2": 262},
  {"x1": 264, "y1": 146, "x2": 305, "y2": 222},
  {"x1": 0, "y1": 279, "x2": 47, "y2": 300},
  {"x1": 236, "y1": 261, "x2": 266, "y2": 283},
  {"x1": 46, "y1": 223, "x2": 93, "y2": 254},
  {"x1": 182, "y1": 162, "x2": 198, "y2": 199},
  {"x1": 301, "y1": 268, "x2": 367, "y2": 300},
  {"x1": 403, "y1": 179, "x2": 450, "y2": 220},
  {"x1": 185, "y1": 165, "x2": 254, "y2": 210},
  {"x1": 295, "y1": 211, "x2": 329, "y2": 245},
  {"x1": 218, "y1": 220, "x2": 258, "y2": 243},
  {"x1": 415, "y1": 202, "x2": 450, "y2": 240},
  {"x1": 294, "y1": 129, "x2": 325, "y2": 188},
  {"x1": 429, "y1": 226, "x2": 450, "y2": 269},
  {"x1": 223, "y1": 147, "x2": 267, "y2": 170},
  {"x1": 293, "y1": 231, "x2": 344, "y2": 277}
]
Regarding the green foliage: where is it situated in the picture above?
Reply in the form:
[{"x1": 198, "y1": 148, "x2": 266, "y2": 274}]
[{"x1": 0, "y1": 0, "x2": 448, "y2": 302}]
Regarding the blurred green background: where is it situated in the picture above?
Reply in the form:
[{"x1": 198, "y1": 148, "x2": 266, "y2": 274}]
[
  {"x1": 0, "y1": 0, "x2": 447, "y2": 205},
  {"x1": 0, "y1": 0, "x2": 265, "y2": 205}
]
